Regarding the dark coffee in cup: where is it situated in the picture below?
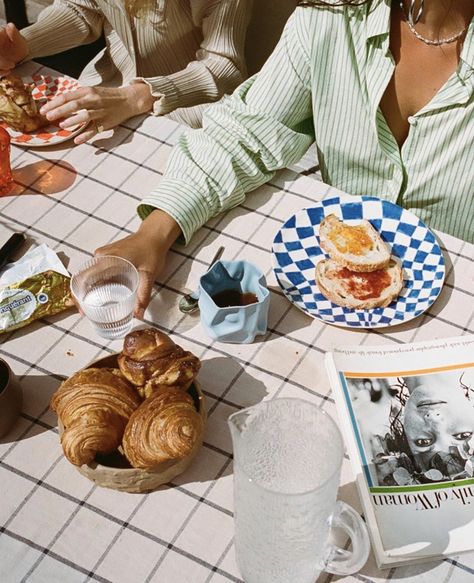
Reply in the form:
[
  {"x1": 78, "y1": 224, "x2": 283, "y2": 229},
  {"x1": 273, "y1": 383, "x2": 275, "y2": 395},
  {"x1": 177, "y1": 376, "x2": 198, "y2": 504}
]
[{"x1": 211, "y1": 289, "x2": 258, "y2": 308}]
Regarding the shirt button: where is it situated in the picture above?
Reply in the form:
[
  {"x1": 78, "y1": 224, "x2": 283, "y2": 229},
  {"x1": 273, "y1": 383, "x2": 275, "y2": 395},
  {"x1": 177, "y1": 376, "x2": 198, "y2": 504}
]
[{"x1": 408, "y1": 116, "x2": 417, "y2": 126}]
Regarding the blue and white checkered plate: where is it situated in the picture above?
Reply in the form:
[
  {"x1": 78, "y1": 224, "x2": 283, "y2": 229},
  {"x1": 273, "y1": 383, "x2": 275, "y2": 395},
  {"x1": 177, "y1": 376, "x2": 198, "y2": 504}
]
[{"x1": 272, "y1": 196, "x2": 445, "y2": 328}]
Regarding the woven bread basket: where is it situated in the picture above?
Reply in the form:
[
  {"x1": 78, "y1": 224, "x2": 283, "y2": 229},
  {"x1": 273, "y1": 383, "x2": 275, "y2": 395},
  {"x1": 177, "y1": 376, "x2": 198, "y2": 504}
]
[{"x1": 58, "y1": 353, "x2": 206, "y2": 493}]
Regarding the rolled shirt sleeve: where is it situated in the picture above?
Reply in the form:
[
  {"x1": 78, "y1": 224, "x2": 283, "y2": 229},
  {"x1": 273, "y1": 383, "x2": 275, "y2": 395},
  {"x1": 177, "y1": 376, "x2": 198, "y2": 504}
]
[
  {"x1": 138, "y1": 10, "x2": 315, "y2": 243},
  {"x1": 132, "y1": 0, "x2": 251, "y2": 119},
  {"x1": 20, "y1": 0, "x2": 104, "y2": 59}
]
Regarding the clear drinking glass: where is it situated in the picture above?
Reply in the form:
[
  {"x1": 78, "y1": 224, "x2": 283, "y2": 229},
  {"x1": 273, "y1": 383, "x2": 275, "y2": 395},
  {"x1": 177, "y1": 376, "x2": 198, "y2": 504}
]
[
  {"x1": 228, "y1": 398, "x2": 370, "y2": 583},
  {"x1": 71, "y1": 256, "x2": 139, "y2": 340}
]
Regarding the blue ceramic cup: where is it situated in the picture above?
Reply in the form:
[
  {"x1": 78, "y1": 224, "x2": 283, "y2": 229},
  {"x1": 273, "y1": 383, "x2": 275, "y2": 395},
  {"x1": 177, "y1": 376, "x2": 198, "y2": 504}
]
[{"x1": 198, "y1": 260, "x2": 270, "y2": 344}]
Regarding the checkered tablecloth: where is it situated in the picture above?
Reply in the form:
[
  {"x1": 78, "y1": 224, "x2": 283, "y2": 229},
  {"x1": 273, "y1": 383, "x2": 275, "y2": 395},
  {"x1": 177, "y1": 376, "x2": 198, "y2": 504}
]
[{"x1": 0, "y1": 62, "x2": 473, "y2": 583}]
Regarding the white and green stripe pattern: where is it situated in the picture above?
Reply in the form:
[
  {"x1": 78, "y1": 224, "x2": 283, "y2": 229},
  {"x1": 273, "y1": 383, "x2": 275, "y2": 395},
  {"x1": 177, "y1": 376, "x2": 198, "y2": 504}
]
[{"x1": 140, "y1": 1, "x2": 474, "y2": 242}]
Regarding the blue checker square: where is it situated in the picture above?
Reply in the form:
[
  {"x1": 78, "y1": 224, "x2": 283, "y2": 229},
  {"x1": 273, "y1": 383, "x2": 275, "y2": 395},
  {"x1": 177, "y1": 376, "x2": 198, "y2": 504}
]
[
  {"x1": 285, "y1": 240, "x2": 304, "y2": 252},
  {"x1": 414, "y1": 249, "x2": 429, "y2": 263},
  {"x1": 383, "y1": 231, "x2": 396, "y2": 244},
  {"x1": 382, "y1": 199, "x2": 403, "y2": 220},
  {"x1": 286, "y1": 271, "x2": 306, "y2": 285},
  {"x1": 307, "y1": 206, "x2": 326, "y2": 225},
  {"x1": 392, "y1": 311, "x2": 407, "y2": 321},
  {"x1": 305, "y1": 245, "x2": 321, "y2": 258},
  {"x1": 273, "y1": 231, "x2": 283, "y2": 244},
  {"x1": 392, "y1": 243, "x2": 409, "y2": 257},
  {"x1": 295, "y1": 258, "x2": 315, "y2": 271},
  {"x1": 272, "y1": 195, "x2": 445, "y2": 329},
  {"x1": 298, "y1": 285, "x2": 313, "y2": 295},
  {"x1": 296, "y1": 226, "x2": 315, "y2": 239},
  {"x1": 398, "y1": 221, "x2": 417, "y2": 237},
  {"x1": 275, "y1": 251, "x2": 293, "y2": 267},
  {"x1": 340, "y1": 201, "x2": 364, "y2": 220}
]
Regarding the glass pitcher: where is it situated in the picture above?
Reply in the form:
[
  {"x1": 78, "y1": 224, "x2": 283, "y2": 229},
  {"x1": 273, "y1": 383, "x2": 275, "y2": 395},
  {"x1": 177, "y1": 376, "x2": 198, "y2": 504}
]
[{"x1": 228, "y1": 398, "x2": 370, "y2": 583}]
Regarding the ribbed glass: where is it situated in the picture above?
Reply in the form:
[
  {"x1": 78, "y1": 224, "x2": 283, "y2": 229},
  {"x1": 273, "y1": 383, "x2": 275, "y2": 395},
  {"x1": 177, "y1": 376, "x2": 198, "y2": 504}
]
[{"x1": 71, "y1": 256, "x2": 139, "y2": 340}]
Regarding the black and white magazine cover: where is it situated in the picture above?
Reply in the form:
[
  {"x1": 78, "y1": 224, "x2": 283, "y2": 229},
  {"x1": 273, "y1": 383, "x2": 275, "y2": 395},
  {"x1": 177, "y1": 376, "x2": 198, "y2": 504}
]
[{"x1": 326, "y1": 335, "x2": 474, "y2": 568}]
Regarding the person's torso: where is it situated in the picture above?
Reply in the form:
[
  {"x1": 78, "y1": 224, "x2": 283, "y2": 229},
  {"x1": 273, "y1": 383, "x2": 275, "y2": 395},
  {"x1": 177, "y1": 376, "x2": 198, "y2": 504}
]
[
  {"x1": 81, "y1": 0, "x2": 203, "y2": 84},
  {"x1": 301, "y1": 1, "x2": 474, "y2": 241}
]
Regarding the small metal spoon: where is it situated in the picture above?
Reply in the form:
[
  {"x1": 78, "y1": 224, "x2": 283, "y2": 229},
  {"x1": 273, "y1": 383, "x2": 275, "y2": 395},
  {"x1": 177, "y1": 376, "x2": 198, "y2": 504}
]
[{"x1": 178, "y1": 246, "x2": 225, "y2": 314}]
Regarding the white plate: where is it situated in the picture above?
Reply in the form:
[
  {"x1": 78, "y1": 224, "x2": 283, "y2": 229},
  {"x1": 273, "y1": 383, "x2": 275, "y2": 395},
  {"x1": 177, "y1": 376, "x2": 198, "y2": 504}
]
[
  {"x1": 1, "y1": 73, "x2": 85, "y2": 147},
  {"x1": 272, "y1": 196, "x2": 445, "y2": 328}
]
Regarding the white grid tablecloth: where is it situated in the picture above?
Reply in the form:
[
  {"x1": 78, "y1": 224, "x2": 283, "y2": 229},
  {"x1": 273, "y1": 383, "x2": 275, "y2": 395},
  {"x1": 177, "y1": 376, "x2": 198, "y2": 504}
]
[{"x1": 0, "y1": 62, "x2": 473, "y2": 583}]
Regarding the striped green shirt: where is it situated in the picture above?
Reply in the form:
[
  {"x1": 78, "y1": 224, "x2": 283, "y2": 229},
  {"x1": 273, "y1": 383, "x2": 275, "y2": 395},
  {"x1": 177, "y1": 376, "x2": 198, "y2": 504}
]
[{"x1": 139, "y1": 1, "x2": 474, "y2": 243}]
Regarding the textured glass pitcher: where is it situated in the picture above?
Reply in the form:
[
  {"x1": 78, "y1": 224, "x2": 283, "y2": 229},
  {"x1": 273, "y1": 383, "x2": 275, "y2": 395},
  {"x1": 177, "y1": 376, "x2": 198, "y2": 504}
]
[{"x1": 228, "y1": 398, "x2": 370, "y2": 583}]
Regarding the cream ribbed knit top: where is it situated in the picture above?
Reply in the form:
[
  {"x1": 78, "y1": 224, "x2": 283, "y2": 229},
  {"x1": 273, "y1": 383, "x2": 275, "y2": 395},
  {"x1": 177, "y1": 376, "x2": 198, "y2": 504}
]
[{"x1": 21, "y1": 0, "x2": 252, "y2": 127}]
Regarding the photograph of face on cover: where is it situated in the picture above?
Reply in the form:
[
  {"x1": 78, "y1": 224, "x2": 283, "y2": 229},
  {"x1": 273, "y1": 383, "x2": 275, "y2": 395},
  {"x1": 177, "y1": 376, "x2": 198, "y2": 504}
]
[{"x1": 346, "y1": 370, "x2": 474, "y2": 487}]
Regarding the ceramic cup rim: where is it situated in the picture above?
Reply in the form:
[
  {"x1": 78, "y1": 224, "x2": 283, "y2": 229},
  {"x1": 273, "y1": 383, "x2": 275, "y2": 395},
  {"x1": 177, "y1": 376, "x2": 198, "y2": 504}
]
[
  {"x1": 0, "y1": 358, "x2": 12, "y2": 397},
  {"x1": 199, "y1": 259, "x2": 269, "y2": 311}
]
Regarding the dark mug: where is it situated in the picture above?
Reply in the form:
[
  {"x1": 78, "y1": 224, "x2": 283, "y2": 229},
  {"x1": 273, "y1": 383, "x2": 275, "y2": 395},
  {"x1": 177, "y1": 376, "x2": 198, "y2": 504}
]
[{"x1": 0, "y1": 358, "x2": 22, "y2": 438}]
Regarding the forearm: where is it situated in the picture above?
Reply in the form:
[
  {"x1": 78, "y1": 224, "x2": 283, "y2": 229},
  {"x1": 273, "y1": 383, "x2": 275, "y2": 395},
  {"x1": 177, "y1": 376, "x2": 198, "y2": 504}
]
[
  {"x1": 123, "y1": 83, "x2": 156, "y2": 118},
  {"x1": 133, "y1": 55, "x2": 244, "y2": 119},
  {"x1": 138, "y1": 10, "x2": 314, "y2": 245},
  {"x1": 137, "y1": 209, "x2": 182, "y2": 250},
  {"x1": 139, "y1": 86, "x2": 313, "y2": 247},
  {"x1": 21, "y1": 0, "x2": 103, "y2": 59}
]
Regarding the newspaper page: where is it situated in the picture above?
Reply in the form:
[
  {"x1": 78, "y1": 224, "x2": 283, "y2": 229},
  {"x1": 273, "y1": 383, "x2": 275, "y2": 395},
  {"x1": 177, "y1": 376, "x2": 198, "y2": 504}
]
[{"x1": 326, "y1": 335, "x2": 474, "y2": 568}]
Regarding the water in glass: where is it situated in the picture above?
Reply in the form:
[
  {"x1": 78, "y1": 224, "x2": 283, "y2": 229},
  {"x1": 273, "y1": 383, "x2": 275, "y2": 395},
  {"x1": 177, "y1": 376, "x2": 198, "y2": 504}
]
[
  {"x1": 82, "y1": 282, "x2": 135, "y2": 339},
  {"x1": 71, "y1": 256, "x2": 139, "y2": 340}
]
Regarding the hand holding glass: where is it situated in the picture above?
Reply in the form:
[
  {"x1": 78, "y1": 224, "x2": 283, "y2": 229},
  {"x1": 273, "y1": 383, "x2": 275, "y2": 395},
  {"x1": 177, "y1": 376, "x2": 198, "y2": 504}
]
[{"x1": 71, "y1": 256, "x2": 139, "y2": 339}]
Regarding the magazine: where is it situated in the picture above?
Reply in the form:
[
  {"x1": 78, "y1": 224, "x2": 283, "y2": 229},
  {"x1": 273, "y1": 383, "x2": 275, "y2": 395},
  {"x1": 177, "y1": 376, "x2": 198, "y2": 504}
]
[{"x1": 325, "y1": 335, "x2": 474, "y2": 568}]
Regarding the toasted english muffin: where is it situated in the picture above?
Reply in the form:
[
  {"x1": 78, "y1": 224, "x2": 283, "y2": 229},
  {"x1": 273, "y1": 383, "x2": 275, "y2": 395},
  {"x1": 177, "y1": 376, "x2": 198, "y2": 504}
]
[
  {"x1": 319, "y1": 214, "x2": 390, "y2": 272},
  {"x1": 316, "y1": 258, "x2": 403, "y2": 309}
]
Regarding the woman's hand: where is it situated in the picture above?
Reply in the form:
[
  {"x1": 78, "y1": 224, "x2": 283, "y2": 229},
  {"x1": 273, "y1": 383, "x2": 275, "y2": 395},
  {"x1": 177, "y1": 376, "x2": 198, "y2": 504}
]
[
  {"x1": 39, "y1": 82, "x2": 155, "y2": 145},
  {"x1": 95, "y1": 210, "x2": 182, "y2": 319},
  {"x1": 0, "y1": 23, "x2": 28, "y2": 76}
]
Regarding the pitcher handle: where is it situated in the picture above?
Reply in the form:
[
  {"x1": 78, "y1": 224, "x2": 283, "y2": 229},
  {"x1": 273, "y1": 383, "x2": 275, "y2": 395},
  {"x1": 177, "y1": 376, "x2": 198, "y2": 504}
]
[{"x1": 320, "y1": 501, "x2": 370, "y2": 576}]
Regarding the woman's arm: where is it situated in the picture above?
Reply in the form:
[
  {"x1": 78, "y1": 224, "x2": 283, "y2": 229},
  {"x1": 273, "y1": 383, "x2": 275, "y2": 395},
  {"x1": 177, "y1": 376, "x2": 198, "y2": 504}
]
[
  {"x1": 132, "y1": 0, "x2": 251, "y2": 122},
  {"x1": 139, "y1": 8, "x2": 314, "y2": 243},
  {"x1": 20, "y1": 0, "x2": 104, "y2": 59},
  {"x1": 94, "y1": 9, "x2": 314, "y2": 315}
]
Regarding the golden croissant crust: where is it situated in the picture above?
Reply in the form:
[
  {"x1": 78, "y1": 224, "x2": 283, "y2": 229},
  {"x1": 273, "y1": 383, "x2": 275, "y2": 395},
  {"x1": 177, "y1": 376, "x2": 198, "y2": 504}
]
[
  {"x1": 61, "y1": 411, "x2": 123, "y2": 466},
  {"x1": 122, "y1": 386, "x2": 203, "y2": 469},
  {"x1": 118, "y1": 329, "x2": 201, "y2": 393},
  {"x1": 51, "y1": 368, "x2": 141, "y2": 466}
]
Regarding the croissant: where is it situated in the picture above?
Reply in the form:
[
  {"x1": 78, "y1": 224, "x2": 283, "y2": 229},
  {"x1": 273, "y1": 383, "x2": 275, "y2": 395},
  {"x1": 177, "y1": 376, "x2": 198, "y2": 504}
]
[
  {"x1": 118, "y1": 328, "x2": 201, "y2": 397},
  {"x1": 51, "y1": 368, "x2": 141, "y2": 466},
  {"x1": 0, "y1": 74, "x2": 46, "y2": 132},
  {"x1": 122, "y1": 386, "x2": 204, "y2": 469}
]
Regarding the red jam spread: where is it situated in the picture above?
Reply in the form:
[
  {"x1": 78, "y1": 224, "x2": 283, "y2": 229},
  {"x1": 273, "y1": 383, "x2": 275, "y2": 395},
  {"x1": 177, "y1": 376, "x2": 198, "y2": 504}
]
[{"x1": 338, "y1": 267, "x2": 391, "y2": 300}]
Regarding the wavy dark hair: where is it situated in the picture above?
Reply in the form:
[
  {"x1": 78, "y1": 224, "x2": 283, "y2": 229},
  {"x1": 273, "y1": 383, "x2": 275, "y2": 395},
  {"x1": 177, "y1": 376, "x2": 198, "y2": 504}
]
[{"x1": 298, "y1": 1, "x2": 371, "y2": 6}]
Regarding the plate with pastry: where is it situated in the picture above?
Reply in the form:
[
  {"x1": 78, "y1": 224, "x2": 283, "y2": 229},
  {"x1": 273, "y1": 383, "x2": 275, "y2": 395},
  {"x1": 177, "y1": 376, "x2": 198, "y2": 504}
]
[
  {"x1": 272, "y1": 195, "x2": 445, "y2": 328},
  {"x1": 51, "y1": 327, "x2": 205, "y2": 493},
  {"x1": 0, "y1": 72, "x2": 85, "y2": 147}
]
